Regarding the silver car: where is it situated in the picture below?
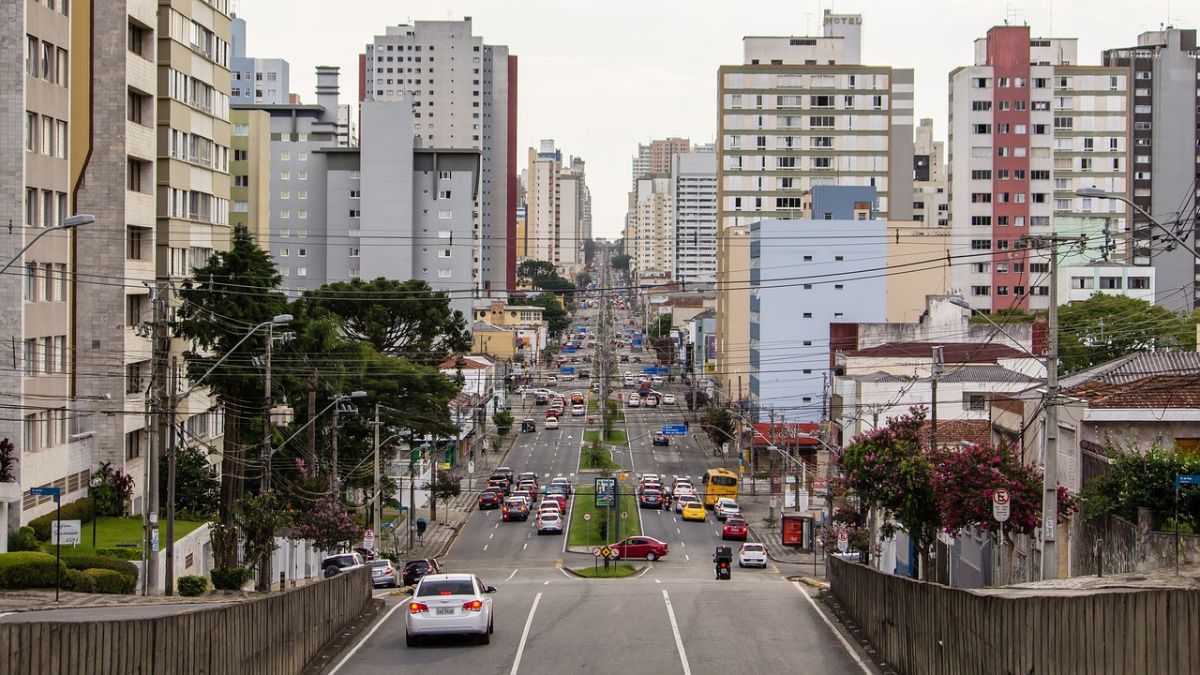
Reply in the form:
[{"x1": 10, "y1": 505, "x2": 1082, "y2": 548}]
[
  {"x1": 406, "y1": 574, "x2": 496, "y2": 646},
  {"x1": 714, "y1": 498, "x2": 741, "y2": 521},
  {"x1": 536, "y1": 511, "x2": 563, "y2": 535}
]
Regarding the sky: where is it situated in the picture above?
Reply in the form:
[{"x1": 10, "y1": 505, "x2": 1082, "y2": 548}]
[{"x1": 236, "y1": 0, "x2": 1196, "y2": 240}]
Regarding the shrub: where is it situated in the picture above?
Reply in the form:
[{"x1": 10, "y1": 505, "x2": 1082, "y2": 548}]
[
  {"x1": 0, "y1": 552, "x2": 66, "y2": 589},
  {"x1": 210, "y1": 566, "x2": 253, "y2": 591},
  {"x1": 63, "y1": 568, "x2": 96, "y2": 593},
  {"x1": 83, "y1": 568, "x2": 136, "y2": 594},
  {"x1": 94, "y1": 547, "x2": 141, "y2": 560},
  {"x1": 62, "y1": 555, "x2": 137, "y2": 580},
  {"x1": 29, "y1": 498, "x2": 95, "y2": 541},
  {"x1": 7, "y1": 526, "x2": 40, "y2": 552},
  {"x1": 177, "y1": 575, "x2": 208, "y2": 597}
]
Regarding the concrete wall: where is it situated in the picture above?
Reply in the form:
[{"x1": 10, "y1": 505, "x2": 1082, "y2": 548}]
[{"x1": 358, "y1": 100, "x2": 415, "y2": 282}]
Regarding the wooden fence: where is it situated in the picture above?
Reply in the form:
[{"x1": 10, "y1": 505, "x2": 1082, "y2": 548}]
[
  {"x1": 829, "y1": 556, "x2": 1200, "y2": 675},
  {"x1": 0, "y1": 568, "x2": 371, "y2": 675}
]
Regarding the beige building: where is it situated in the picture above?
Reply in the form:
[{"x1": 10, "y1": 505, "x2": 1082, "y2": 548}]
[
  {"x1": 633, "y1": 175, "x2": 673, "y2": 276},
  {"x1": 885, "y1": 222, "x2": 953, "y2": 323},
  {"x1": 3, "y1": 0, "x2": 82, "y2": 530},
  {"x1": 913, "y1": 118, "x2": 947, "y2": 228},
  {"x1": 229, "y1": 108, "x2": 270, "y2": 248},
  {"x1": 471, "y1": 320, "x2": 518, "y2": 361},
  {"x1": 525, "y1": 140, "x2": 589, "y2": 273}
]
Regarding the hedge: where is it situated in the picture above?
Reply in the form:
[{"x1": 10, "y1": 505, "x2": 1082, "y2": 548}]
[
  {"x1": 62, "y1": 555, "x2": 138, "y2": 580},
  {"x1": 29, "y1": 498, "x2": 95, "y2": 541},
  {"x1": 83, "y1": 568, "x2": 136, "y2": 594},
  {"x1": 94, "y1": 547, "x2": 141, "y2": 560},
  {"x1": 177, "y1": 575, "x2": 208, "y2": 597},
  {"x1": 7, "y1": 526, "x2": 40, "y2": 552},
  {"x1": 210, "y1": 567, "x2": 252, "y2": 591},
  {"x1": 63, "y1": 568, "x2": 96, "y2": 593},
  {"x1": 0, "y1": 552, "x2": 66, "y2": 589}
]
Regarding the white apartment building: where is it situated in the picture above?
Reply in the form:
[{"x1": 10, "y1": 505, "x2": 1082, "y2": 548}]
[
  {"x1": 634, "y1": 175, "x2": 673, "y2": 275},
  {"x1": 525, "y1": 140, "x2": 589, "y2": 273},
  {"x1": 715, "y1": 10, "x2": 915, "y2": 398},
  {"x1": 361, "y1": 17, "x2": 516, "y2": 294},
  {"x1": 913, "y1": 118, "x2": 948, "y2": 227},
  {"x1": 672, "y1": 151, "x2": 718, "y2": 284},
  {"x1": 948, "y1": 26, "x2": 1130, "y2": 313}
]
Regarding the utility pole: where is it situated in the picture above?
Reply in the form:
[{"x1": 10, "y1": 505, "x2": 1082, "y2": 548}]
[
  {"x1": 373, "y1": 404, "x2": 382, "y2": 548},
  {"x1": 145, "y1": 280, "x2": 170, "y2": 595},
  {"x1": 1022, "y1": 234, "x2": 1070, "y2": 580},
  {"x1": 930, "y1": 345, "x2": 944, "y2": 451},
  {"x1": 164, "y1": 357, "x2": 178, "y2": 596},
  {"x1": 330, "y1": 405, "x2": 340, "y2": 495}
]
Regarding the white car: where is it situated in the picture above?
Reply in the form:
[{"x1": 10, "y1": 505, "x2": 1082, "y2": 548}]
[
  {"x1": 675, "y1": 494, "x2": 702, "y2": 514},
  {"x1": 651, "y1": 376, "x2": 665, "y2": 385},
  {"x1": 738, "y1": 542, "x2": 768, "y2": 568},
  {"x1": 662, "y1": 394, "x2": 676, "y2": 405},
  {"x1": 571, "y1": 404, "x2": 586, "y2": 416},
  {"x1": 406, "y1": 573, "x2": 496, "y2": 646},
  {"x1": 644, "y1": 396, "x2": 658, "y2": 408},
  {"x1": 714, "y1": 498, "x2": 741, "y2": 521},
  {"x1": 627, "y1": 395, "x2": 640, "y2": 408},
  {"x1": 544, "y1": 416, "x2": 560, "y2": 429}
]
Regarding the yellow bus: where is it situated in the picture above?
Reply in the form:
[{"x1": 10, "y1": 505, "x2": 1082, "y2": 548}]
[{"x1": 700, "y1": 468, "x2": 738, "y2": 507}]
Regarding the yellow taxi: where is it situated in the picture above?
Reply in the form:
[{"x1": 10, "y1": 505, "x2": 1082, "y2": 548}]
[{"x1": 680, "y1": 499, "x2": 707, "y2": 522}]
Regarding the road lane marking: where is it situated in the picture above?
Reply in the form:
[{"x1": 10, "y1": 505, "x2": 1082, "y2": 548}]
[
  {"x1": 559, "y1": 567, "x2": 574, "y2": 579},
  {"x1": 662, "y1": 590, "x2": 693, "y2": 675},
  {"x1": 685, "y1": 554, "x2": 690, "y2": 561},
  {"x1": 523, "y1": 543, "x2": 528, "y2": 550},
  {"x1": 655, "y1": 579, "x2": 661, "y2": 584},
  {"x1": 483, "y1": 544, "x2": 488, "y2": 551},
  {"x1": 327, "y1": 602, "x2": 403, "y2": 675},
  {"x1": 509, "y1": 592, "x2": 543, "y2": 675},
  {"x1": 506, "y1": 569, "x2": 519, "y2": 581},
  {"x1": 792, "y1": 581, "x2": 873, "y2": 674},
  {"x1": 543, "y1": 580, "x2": 550, "y2": 585}
]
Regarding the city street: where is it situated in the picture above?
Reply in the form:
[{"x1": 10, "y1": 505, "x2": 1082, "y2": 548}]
[{"x1": 328, "y1": 294, "x2": 873, "y2": 674}]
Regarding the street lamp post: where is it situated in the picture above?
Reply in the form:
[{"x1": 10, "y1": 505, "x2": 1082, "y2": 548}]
[
  {"x1": 89, "y1": 475, "x2": 102, "y2": 548},
  {"x1": 0, "y1": 214, "x2": 94, "y2": 277},
  {"x1": 1075, "y1": 187, "x2": 1200, "y2": 262}
]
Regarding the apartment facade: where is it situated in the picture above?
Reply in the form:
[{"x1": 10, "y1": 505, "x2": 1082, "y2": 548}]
[
  {"x1": 524, "y1": 140, "x2": 590, "y2": 273},
  {"x1": 716, "y1": 11, "x2": 915, "y2": 399},
  {"x1": 948, "y1": 26, "x2": 1130, "y2": 313},
  {"x1": 229, "y1": 108, "x2": 270, "y2": 247},
  {"x1": 671, "y1": 150, "x2": 718, "y2": 284},
  {"x1": 230, "y1": 15, "x2": 289, "y2": 105},
  {"x1": 913, "y1": 118, "x2": 948, "y2": 228},
  {"x1": 1102, "y1": 28, "x2": 1200, "y2": 313},
  {"x1": 360, "y1": 18, "x2": 517, "y2": 294}
]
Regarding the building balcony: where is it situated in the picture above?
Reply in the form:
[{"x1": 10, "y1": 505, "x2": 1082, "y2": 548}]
[
  {"x1": 126, "y1": 50, "x2": 156, "y2": 96},
  {"x1": 125, "y1": 190, "x2": 155, "y2": 228},
  {"x1": 126, "y1": 120, "x2": 155, "y2": 162},
  {"x1": 127, "y1": 0, "x2": 156, "y2": 27}
]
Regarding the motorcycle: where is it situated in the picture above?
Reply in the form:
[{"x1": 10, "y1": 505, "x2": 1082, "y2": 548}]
[{"x1": 714, "y1": 545, "x2": 733, "y2": 580}]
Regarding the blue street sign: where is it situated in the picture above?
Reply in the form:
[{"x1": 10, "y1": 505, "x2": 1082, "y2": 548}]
[
  {"x1": 1177, "y1": 474, "x2": 1200, "y2": 487},
  {"x1": 29, "y1": 486, "x2": 61, "y2": 498},
  {"x1": 660, "y1": 425, "x2": 688, "y2": 436}
]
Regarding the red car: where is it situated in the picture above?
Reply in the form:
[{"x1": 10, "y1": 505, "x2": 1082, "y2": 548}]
[
  {"x1": 478, "y1": 489, "x2": 502, "y2": 510},
  {"x1": 542, "y1": 493, "x2": 566, "y2": 512},
  {"x1": 545, "y1": 408, "x2": 561, "y2": 418},
  {"x1": 722, "y1": 517, "x2": 749, "y2": 541},
  {"x1": 611, "y1": 536, "x2": 669, "y2": 561}
]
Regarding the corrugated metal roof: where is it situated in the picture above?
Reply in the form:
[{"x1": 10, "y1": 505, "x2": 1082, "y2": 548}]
[
  {"x1": 1059, "y1": 352, "x2": 1200, "y2": 389},
  {"x1": 847, "y1": 365, "x2": 1035, "y2": 384}
]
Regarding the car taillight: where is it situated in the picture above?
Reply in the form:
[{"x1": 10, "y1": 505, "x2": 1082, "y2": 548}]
[
  {"x1": 409, "y1": 602, "x2": 429, "y2": 614},
  {"x1": 462, "y1": 599, "x2": 484, "y2": 612},
  {"x1": 386, "y1": 568, "x2": 394, "y2": 575}
]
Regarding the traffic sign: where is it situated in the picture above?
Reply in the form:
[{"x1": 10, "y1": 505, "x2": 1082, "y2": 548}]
[
  {"x1": 51, "y1": 520, "x2": 81, "y2": 546},
  {"x1": 660, "y1": 424, "x2": 687, "y2": 436},
  {"x1": 1177, "y1": 474, "x2": 1200, "y2": 486},
  {"x1": 363, "y1": 529, "x2": 375, "y2": 550},
  {"x1": 836, "y1": 529, "x2": 849, "y2": 552},
  {"x1": 621, "y1": 511, "x2": 628, "y2": 520},
  {"x1": 592, "y1": 547, "x2": 602, "y2": 557},
  {"x1": 608, "y1": 549, "x2": 622, "y2": 560},
  {"x1": 30, "y1": 486, "x2": 61, "y2": 498},
  {"x1": 583, "y1": 513, "x2": 592, "y2": 522},
  {"x1": 599, "y1": 546, "x2": 612, "y2": 558},
  {"x1": 992, "y1": 488, "x2": 1011, "y2": 523}
]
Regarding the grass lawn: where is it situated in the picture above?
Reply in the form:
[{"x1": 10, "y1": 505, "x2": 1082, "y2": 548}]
[
  {"x1": 567, "y1": 485, "x2": 641, "y2": 548},
  {"x1": 40, "y1": 517, "x2": 205, "y2": 557},
  {"x1": 583, "y1": 428, "x2": 628, "y2": 445},
  {"x1": 572, "y1": 563, "x2": 640, "y2": 578}
]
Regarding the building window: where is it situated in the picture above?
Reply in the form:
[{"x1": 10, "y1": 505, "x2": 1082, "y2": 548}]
[
  {"x1": 1099, "y1": 277, "x2": 1122, "y2": 290},
  {"x1": 971, "y1": 286, "x2": 990, "y2": 296},
  {"x1": 125, "y1": 430, "x2": 142, "y2": 460}
]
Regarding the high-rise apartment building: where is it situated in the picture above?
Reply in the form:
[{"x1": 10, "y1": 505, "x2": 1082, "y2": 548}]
[
  {"x1": 229, "y1": 108, "x2": 271, "y2": 247},
  {"x1": 715, "y1": 11, "x2": 915, "y2": 398},
  {"x1": 625, "y1": 138, "x2": 691, "y2": 265},
  {"x1": 2, "y1": 0, "x2": 83, "y2": 530},
  {"x1": 1103, "y1": 28, "x2": 1200, "y2": 313},
  {"x1": 360, "y1": 18, "x2": 517, "y2": 293},
  {"x1": 671, "y1": 151, "x2": 718, "y2": 284},
  {"x1": 949, "y1": 26, "x2": 1129, "y2": 313},
  {"x1": 633, "y1": 176, "x2": 673, "y2": 275},
  {"x1": 230, "y1": 15, "x2": 289, "y2": 105},
  {"x1": 913, "y1": 118, "x2": 948, "y2": 228},
  {"x1": 524, "y1": 140, "x2": 591, "y2": 272}
]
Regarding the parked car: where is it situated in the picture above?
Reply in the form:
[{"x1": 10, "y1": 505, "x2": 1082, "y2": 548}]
[
  {"x1": 321, "y1": 552, "x2": 366, "y2": 579},
  {"x1": 405, "y1": 573, "x2": 496, "y2": 646},
  {"x1": 478, "y1": 488, "x2": 503, "y2": 509},
  {"x1": 536, "y1": 511, "x2": 564, "y2": 535},
  {"x1": 738, "y1": 542, "x2": 768, "y2": 568},
  {"x1": 722, "y1": 517, "x2": 749, "y2": 541},
  {"x1": 610, "y1": 536, "x2": 669, "y2": 561},
  {"x1": 371, "y1": 559, "x2": 400, "y2": 587},
  {"x1": 401, "y1": 558, "x2": 442, "y2": 586},
  {"x1": 502, "y1": 498, "x2": 530, "y2": 522},
  {"x1": 714, "y1": 498, "x2": 741, "y2": 521},
  {"x1": 652, "y1": 433, "x2": 670, "y2": 446}
]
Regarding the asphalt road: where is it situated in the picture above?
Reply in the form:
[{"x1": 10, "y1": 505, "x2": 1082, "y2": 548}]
[{"x1": 329, "y1": 299, "x2": 873, "y2": 674}]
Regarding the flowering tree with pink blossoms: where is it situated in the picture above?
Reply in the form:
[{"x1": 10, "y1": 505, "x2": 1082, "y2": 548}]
[{"x1": 293, "y1": 497, "x2": 361, "y2": 552}]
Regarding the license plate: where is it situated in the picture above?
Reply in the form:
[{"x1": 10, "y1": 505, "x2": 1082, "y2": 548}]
[{"x1": 436, "y1": 607, "x2": 455, "y2": 616}]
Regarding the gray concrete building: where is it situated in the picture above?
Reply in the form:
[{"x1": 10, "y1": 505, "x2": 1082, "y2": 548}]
[
  {"x1": 230, "y1": 14, "x2": 289, "y2": 105},
  {"x1": 1103, "y1": 28, "x2": 1200, "y2": 313},
  {"x1": 361, "y1": 18, "x2": 516, "y2": 294}
]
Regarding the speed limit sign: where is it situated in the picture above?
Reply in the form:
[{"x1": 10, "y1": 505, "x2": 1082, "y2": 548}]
[{"x1": 583, "y1": 513, "x2": 592, "y2": 522}]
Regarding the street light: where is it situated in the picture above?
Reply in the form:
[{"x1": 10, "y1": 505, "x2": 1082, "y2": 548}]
[
  {"x1": 0, "y1": 214, "x2": 94, "y2": 277},
  {"x1": 89, "y1": 474, "x2": 102, "y2": 548},
  {"x1": 1074, "y1": 186, "x2": 1200, "y2": 262}
]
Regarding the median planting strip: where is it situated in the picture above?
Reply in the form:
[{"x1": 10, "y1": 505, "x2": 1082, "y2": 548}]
[
  {"x1": 566, "y1": 485, "x2": 642, "y2": 549},
  {"x1": 570, "y1": 563, "x2": 640, "y2": 578}
]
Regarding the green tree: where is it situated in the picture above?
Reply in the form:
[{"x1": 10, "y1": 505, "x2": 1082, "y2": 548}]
[
  {"x1": 610, "y1": 254, "x2": 631, "y2": 271},
  {"x1": 175, "y1": 225, "x2": 288, "y2": 545},
  {"x1": 840, "y1": 408, "x2": 941, "y2": 580},
  {"x1": 517, "y1": 259, "x2": 557, "y2": 281},
  {"x1": 703, "y1": 406, "x2": 735, "y2": 450},
  {"x1": 159, "y1": 445, "x2": 220, "y2": 520},
  {"x1": 1081, "y1": 443, "x2": 1200, "y2": 528},
  {"x1": 516, "y1": 293, "x2": 569, "y2": 335},
  {"x1": 1058, "y1": 294, "x2": 1196, "y2": 374},
  {"x1": 303, "y1": 278, "x2": 470, "y2": 366},
  {"x1": 232, "y1": 492, "x2": 291, "y2": 590},
  {"x1": 534, "y1": 276, "x2": 576, "y2": 294}
]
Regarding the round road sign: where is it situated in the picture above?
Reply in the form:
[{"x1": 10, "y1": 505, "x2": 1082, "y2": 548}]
[
  {"x1": 592, "y1": 547, "x2": 602, "y2": 557},
  {"x1": 621, "y1": 511, "x2": 628, "y2": 520},
  {"x1": 608, "y1": 549, "x2": 622, "y2": 560},
  {"x1": 836, "y1": 529, "x2": 849, "y2": 552},
  {"x1": 583, "y1": 513, "x2": 592, "y2": 522}
]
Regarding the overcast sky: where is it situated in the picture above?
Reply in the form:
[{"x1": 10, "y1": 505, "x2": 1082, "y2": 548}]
[{"x1": 236, "y1": 0, "x2": 1195, "y2": 239}]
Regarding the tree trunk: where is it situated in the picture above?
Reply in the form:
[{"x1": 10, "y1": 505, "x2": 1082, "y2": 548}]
[
  {"x1": 430, "y1": 490, "x2": 438, "y2": 523},
  {"x1": 306, "y1": 375, "x2": 318, "y2": 466}
]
